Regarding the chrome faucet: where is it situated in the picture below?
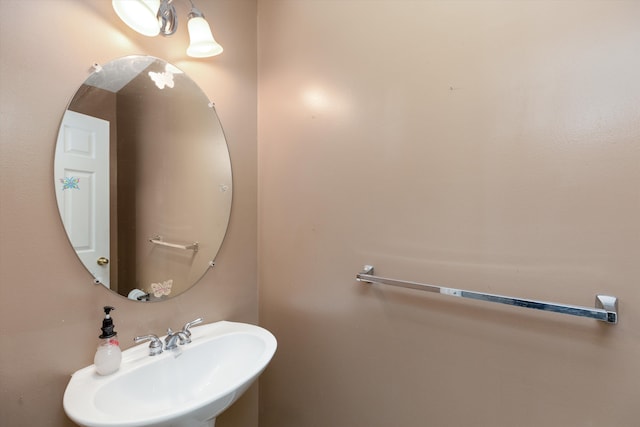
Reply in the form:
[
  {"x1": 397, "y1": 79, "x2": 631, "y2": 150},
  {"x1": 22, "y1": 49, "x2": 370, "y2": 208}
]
[
  {"x1": 165, "y1": 317, "x2": 203, "y2": 349},
  {"x1": 135, "y1": 317, "x2": 204, "y2": 355},
  {"x1": 164, "y1": 328, "x2": 189, "y2": 350},
  {"x1": 134, "y1": 334, "x2": 163, "y2": 356}
]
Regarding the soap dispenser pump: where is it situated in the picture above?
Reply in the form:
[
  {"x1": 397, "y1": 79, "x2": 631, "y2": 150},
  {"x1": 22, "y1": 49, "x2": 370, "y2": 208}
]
[{"x1": 94, "y1": 306, "x2": 122, "y2": 375}]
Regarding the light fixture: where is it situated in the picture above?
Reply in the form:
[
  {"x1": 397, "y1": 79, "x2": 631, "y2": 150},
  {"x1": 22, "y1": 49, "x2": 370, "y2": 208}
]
[
  {"x1": 112, "y1": 0, "x2": 161, "y2": 37},
  {"x1": 112, "y1": 0, "x2": 223, "y2": 58},
  {"x1": 186, "y1": 7, "x2": 224, "y2": 57}
]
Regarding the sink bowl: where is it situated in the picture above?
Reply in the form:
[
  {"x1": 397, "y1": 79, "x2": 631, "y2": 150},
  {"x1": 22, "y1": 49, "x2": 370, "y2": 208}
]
[{"x1": 63, "y1": 321, "x2": 277, "y2": 427}]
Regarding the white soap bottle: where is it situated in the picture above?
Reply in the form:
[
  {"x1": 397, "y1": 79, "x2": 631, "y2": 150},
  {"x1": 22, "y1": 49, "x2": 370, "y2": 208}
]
[{"x1": 94, "y1": 306, "x2": 122, "y2": 375}]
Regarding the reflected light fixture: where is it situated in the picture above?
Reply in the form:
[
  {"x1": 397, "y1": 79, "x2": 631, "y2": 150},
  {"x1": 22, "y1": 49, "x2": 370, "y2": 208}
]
[{"x1": 112, "y1": 0, "x2": 223, "y2": 58}]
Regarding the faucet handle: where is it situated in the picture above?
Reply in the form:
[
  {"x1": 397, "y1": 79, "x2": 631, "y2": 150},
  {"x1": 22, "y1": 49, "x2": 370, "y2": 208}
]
[
  {"x1": 182, "y1": 317, "x2": 203, "y2": 334},
  {"x1": 181, "y1": 317, "x2": 203, "y2": 342},
  {"x1": 134, "y1": 334, "x2": 163, "y2": 356}
]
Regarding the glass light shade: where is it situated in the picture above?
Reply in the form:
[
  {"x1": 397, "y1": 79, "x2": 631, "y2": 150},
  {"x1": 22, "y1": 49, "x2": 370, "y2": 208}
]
[
  {"x1": 187, "y1": 16, "x2": 224, "y2": 58},
  {"x1": 112, "y1": 0, "x2": 161, "y2": 37}
]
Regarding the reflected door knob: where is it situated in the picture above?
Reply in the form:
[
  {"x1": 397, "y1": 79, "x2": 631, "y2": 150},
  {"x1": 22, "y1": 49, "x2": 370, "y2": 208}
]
[{"x1": 97, "y1": 257, "x2": 109, "y2": 266}]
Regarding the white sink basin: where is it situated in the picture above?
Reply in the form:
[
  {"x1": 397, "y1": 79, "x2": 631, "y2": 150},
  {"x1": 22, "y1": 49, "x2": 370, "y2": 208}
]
[{"x1": 63, "y1": 321, "x2": 277, "y2": 427}]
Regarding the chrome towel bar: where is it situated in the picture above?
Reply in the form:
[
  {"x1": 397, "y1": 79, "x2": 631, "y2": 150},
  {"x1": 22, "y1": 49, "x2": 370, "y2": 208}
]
[
  {"x1": 149, "y1": 235, "x2": 199, "y2": 252},
  {"x1": 356, "y1": 265, "x2": 618, "y2": 324}
]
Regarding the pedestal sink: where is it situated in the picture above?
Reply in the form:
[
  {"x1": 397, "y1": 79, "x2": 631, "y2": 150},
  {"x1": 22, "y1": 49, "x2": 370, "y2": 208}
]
[{"x1": 63, "y1": 321, "x2": 277, "y2": 427}]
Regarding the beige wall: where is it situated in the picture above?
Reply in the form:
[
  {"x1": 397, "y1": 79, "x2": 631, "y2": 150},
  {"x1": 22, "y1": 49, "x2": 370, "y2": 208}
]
[
  {"x1": 258, "y1": 1, "x2": 640, "y2": 426},
  {"x1": 2, "y1": 1, "x2": 640, "y2": 426},
  {"x1": 0, "y1": 1, "x2": 257, "y2": 426}
]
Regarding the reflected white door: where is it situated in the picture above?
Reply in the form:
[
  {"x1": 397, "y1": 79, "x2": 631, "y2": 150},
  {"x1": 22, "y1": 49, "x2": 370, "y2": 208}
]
[{"x1": 54, "y1": 111, "x2": 110, "y2": 287}]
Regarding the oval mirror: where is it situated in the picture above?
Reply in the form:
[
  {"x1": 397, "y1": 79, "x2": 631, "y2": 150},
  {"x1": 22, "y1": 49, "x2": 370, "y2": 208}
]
[{"x1": 54, "y1": 55, "x2": 232, "y2": 301}]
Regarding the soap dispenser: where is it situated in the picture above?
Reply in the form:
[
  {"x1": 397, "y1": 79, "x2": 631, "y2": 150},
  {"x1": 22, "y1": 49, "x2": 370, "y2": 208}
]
[{"x1": 94, "y1": 306, "x2": 122, "y2": 375}]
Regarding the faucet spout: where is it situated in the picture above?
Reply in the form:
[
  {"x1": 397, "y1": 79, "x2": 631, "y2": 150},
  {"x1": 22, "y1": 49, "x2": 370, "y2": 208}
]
[{"x1": 164, "y1": 328, "x2": 189, "y2": 350}]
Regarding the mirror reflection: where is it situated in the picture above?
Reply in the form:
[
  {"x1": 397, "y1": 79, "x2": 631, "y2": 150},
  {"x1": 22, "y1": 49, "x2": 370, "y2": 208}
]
[{"x1": 54, "y1": 56, "x2": 232, "y2": 301}]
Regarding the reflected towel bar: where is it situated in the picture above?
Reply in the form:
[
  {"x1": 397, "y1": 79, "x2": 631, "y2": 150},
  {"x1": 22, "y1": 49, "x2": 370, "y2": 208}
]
[
  {"x1": 149, "y1": 235, "x2": 199, "y2": 252},
  {"x1": 356, "y1": 265, "x2": 618, "y2": 324}
]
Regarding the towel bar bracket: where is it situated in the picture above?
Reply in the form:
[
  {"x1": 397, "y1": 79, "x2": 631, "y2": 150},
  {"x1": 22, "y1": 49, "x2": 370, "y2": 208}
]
[{"x1": 595, "y1": 295, "x2": 618, "y2": 324}]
